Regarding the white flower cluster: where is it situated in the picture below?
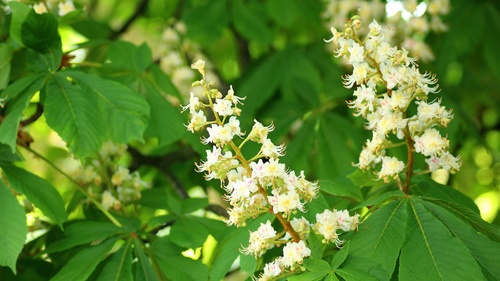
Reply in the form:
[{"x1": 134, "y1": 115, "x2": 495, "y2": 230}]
[
  {"x1": 158, "y1": 20, "x2": 220, "y2": 99},
  {"x1": 72, "y1": 141, "x2": 150, "y2": 210},
  {"x1": 184, "y1": 60, "x2": 360, "y2": 280},
  {"x1": 327, "y1": 17, "x2": 460, "y2": 185},
  {"x1": 323, "y1": 0, "x2": 449, "y2": 62},
  {"x1": 33, "y1": 0, "x2": 75, "y2": 16}
]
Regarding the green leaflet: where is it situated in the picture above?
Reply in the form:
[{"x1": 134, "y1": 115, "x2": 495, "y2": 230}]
[
  {"x1": 232, "y1": 0, "x2": 274, "y2": 45},
  {"x1": 169, "y1": 216, "x2": 210, "y2": 249},
  {"x1": 64, "y1": 70, "x2": 150, "y2": 145},
  {"x1": 133, "y1": 239, "x2": 159, "y2": 281},
  {"x1": 46, "y1": 221, "x2": 123, "y2": 254},
  {"x1": 0, "y1": 162, "x2": 67, "y2": 228},
  {"x1": 345, "y1": 199, "x2": 408, "y2": 279},
  {"x1": 399, "y1": 199, "x2": 484, "y2": 280},
  {"x1": 0, "y1": 75, "x2": 46, "y2": 152},
  {"x1": 0, "y1": 44, "x2": 13, "y2": 90},
  {"x1": 319, "y1": 178, "x2": 364, "y2": 202},
  {"x1": 209, "y1": 214, "x2": 274, "y2": 281},
  {"x1": 0, "y1": 180, "x2": 28, "y2": 274},
  {"x1": 44, "y1": 71, "x2": 149, "y2": 157},
  {"x1": 150, "y1": 237, "x2": 208, "y2": 281},
  {"x1": 419, "y1": 199, "x2": 500, "y2": 279},
  {"x1": 44, "y1": 73, "x2": 105, "y2": 158},
  {"x1": 50, "y1": 238, "x2": 116, "y2": 281},
  {"x1": 96, "y1": 239, "x2": 133, "y2": 281},
  {"x1": 142, "y1": 81, "x2": 185, "y2": 146}
]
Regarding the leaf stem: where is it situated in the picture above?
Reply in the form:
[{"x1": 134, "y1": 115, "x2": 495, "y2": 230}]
[{"x1": 21, "y1": 146, "x2": 123, "y2": 227}]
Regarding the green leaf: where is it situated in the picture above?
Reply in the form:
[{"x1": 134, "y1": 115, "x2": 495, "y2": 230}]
[
  {"x1": 150, "y1": 237, "x2": 208, "y2": 281},
  {"x1": 280, "y1": 47, "x2": 321, "y2": 107},
  {"x1": 232, "y1": 0, "x2": 274, "y2": 45},
  {"x1": 44, "y1": 73, "x2": 105, "y2": 158},
  {"x1": 0, "y1": 73, "x2": 45, "y2": 101},
  {"x1": 21, "y1": 10, "x2": 61, "y2": 52},
  {"x1": 320, "y1": 178, "x2": 364, "y2": 202},
  {"x1": 347, "y1": 199, "x2": 407, "y2": 279},
  {"x1": 265, "y1": 0, "x2": 299, "y2": 27},
  {"x1": 46, "y1": 221, "x2": 123, "y2": 253},
  {"x1": 420, "y1": 197, "x2": 500, "y2": 242},
  {"x1": 209, "y1": 214, "x2": 273, "y2": 281},
  {"x1": 50, "y1": 238, "x2": 116, "y2": 281},
  {"x1": 335, "y1": 267, "x2": 378, "y2": 281},
  {"x1": 483, "y1": 4, "x2": 500, "y2": 80},
  {"x1": 351, "y1": 190, "x2": 405, "y2": 212},
  {"x1": 183, "y1": 0, "x2": 228, "y2": 44},
  {"x1": 412, "y1": 175, "x2": 480, "y2": 213},
  {"x1": 419, "y1": 199, "x2": 500, "y2": 279},
  {"x1": 0, "y1": 162, "x2": 67, "y2": 228},
  {"x1": 107, "y1": 41, "x2": 152, "y2": 73},
  {"x1": 96, "y1": 239, "x2": 133, "y2": 281},
  {"x1": 303, "y1": 258, "x2": 331, "y2": 272},
  {"x1": 307, "y1": 229, "x2": 326, "y2": 259},
  {"x1": 0, "y1": 75, "x2": 45, "y2": 151},
  {"x1": 347, "y1": 169, "x2": 380, "y2": 187},
  {"x1": 133, "y1": 239, "x2": 159, "y2": 281},
  {"x1": 138, "y1": 188, "x2": 169, "y2": 209},
  {"x1": 0, "y1": 44, "x2": 13, "y2": 90},
  {"x1": 399, "y1": 199, "x2": 484, "y2": 280},
  {"x1": 142, "y1": 81, "x2": 185, "y2": 146},
  {"x1": 181, "y1": 198, "x2": 209, "y2": 214},
  {"x1": 281, "y1": 115, "x2": 315, "y2": 173},
  {"x1": 238, "y1": 253, "x2": 257, "y2": 275},
  {"x1": 169, "y1": 216, "x2": 209, "y2": 249},
  {"x1": 238, "y1": 52, "x2": 284, "y2": 120},
  {"x1": 150, "y1": 64, "x2": 181, "y2": 99},
  {"x1": 317, "y1": 113, "x2": 357, "y2": 179},
  {"x1": 64, "y1": 70, "x2": 149, "y2": 145},
  {"x1": 288, "y1": 271, "x2": 329, "y2": 281},
  {"x1": 7, "y1": 1, "x2": 31, "y2": 45},
  {"x1": 0, "y1": 144, "x2": 22, "y2": 162},
  {"x1": 21, "y1": 10, "x2": 62, "y2": 70},
  {"x1": 0, "y1": 180, "x2": 28, "y2": 274},
  {"x1": 330, "y1": 241, "x2": 349, "y2": 269}
]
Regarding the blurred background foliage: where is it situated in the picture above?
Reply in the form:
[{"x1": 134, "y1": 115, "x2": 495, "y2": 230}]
[
  {"x1": 42, "y1": 0, "x2": 500, "y2": 223},
  {"x1": 0, "y1": 0, "x2": 499, "y2": 279}
]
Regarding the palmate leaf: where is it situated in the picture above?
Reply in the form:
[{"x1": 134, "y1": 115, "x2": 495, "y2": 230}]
[
  {"x1": 399, "y1": 198, "x2": 484, "y2": 280},
  {"x1": 0, "y1": 162, "x2": 67, "y2": 228},
  {"x1": 50, "y1": 238, "x2": 116, "y2": 281},
  {"x1": 0, "y1": 180, "x2": 28, "y2": 274},
  {"x1": 44, "y1": 73, "x2": 105, "y2": 158}
]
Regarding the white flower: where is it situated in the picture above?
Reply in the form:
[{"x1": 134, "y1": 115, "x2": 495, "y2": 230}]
[
  {"x1": 191, "y1": 59, "x2": 205, "y2": 75},
  {"x1": 378, "y1": 156, "x2": 404, "y2": 181},
  {"x1": 58, "y1": 0, "x2": 75, "y2": 16},
  {"x1": 261, "y1": 139, "x2": 285, "y2": 158},
  {"x1": 242, "y1": 221, "x2": 277, "y2": 257},
  {"x1": 33, "y1": 3, "x2": 48, "y2": 14},
  {"x1": 414, "y1": 128, "x2": 448, "y2": 156},
  {"x1": 249, "y1": 120, "x2": 274, "y2": 143},
  {"x1": 111, "y1": 166, "x2": 131, "y2": 186},
  {"x1": 102, "y1": 191, "x2": 120, "y2": 211},
  {"x1": 213, "y1": 98, "x2": 233, "y2": 116},
  {"x1": 281, "y1": 240, "x2": 311, "y2": 268},
  {"x1": 258, "y1": 261, "x2": 282, "y2": 280},
  {"x1": 186, "y1": 110, "x2": 207, "y2": 132}
]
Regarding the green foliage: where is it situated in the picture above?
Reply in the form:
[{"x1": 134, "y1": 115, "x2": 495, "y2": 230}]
[{"x1": 0, "y1": 0, "x2": 498, "y2": 280}]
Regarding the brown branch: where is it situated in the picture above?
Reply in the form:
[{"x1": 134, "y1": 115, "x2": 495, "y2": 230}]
[
  {"x1": 109, "y1": 0, "x2": 150, "y2": 40},
  {"x1": 21, "y1": 103, "x2": 43, "y2": 127}
]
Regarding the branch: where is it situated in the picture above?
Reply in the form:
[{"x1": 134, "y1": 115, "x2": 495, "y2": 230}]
[
  {"x1": 21, "y1": 103, "x2": 43, "y2": 127},
  {"x1": 109, "y1": 0, "x2": 149, "y2": 40}
]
